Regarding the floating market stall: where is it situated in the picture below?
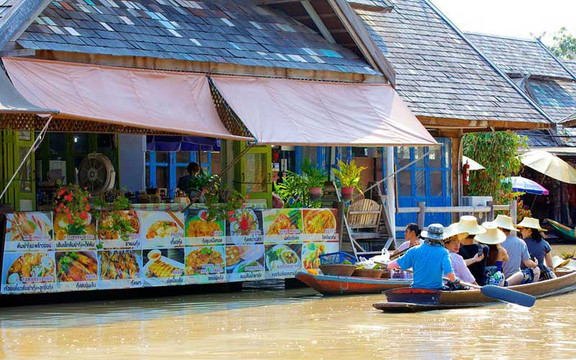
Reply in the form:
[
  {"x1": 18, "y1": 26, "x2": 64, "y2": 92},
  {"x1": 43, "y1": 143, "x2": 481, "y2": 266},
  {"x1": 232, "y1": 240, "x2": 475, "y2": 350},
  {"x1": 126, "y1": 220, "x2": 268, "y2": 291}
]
[{"x1": 0, "y1": 57, "x2": 435, "y2": 296}]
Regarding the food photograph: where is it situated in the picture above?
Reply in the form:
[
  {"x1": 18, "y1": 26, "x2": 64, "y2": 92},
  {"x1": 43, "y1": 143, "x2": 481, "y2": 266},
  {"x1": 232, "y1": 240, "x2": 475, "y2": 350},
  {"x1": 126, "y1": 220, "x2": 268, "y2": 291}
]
[
  {"x1": 225, "y1": 245, "x2": 265, "y2": 274},
  {"x1": 54, "y1": 212, "x2": 97, "y2": 241},
  {"x1": 143, "y1": 249, "x2": 185, "y2": 284},
  {"x1": 228, "y1": 208, "x2": 262, "y2": 242},
  {"x1": 4, "y1": 252, "x2": 56, "y2": 284},
  {"x1": 55, "y1": 251, "x2": 98, "y2": 282},
  {"x1": 99, "y1": 250, "x2": 142, "y2": 280},
  {"x1": 302, "y1": 209, "x2": 337, "y2": 234},
  {"x1": 185, "y1": 247, "x2": 225, "y2": 276},
  {"x1": 97, "y1": 210, "x2": 140, "y2": 241},
  {"x1": 265, "y1": 244, "x2": 302, "y2": 275},
  {"x1": 185, "y1": 210, "x2": 224, "y2": 238},
  {"x1": 5, "y1": 212, "x2": 53, "y2": 242},
  {"x1": 263, "y1": 209, "x2": 302, "y2": 236},
  {"x1": 140, "y1": 211, "x2": 184, "y2": 240}
]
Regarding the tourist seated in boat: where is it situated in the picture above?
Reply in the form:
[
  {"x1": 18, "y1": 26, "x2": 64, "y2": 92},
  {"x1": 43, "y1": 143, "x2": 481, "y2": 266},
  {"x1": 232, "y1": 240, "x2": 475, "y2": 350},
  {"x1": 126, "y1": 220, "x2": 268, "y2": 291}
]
[
  {"x1": 475, "y1": 222, "x2": 508, "y2": 286},
  {"x1": 517, "y1": 217, "x2": 556, "y2": 281},
  {"x1": 492, "y1": 215, "x2": 540, "y2": 286},
  {"x1": 454, "y1": 216, "x2": 489, "y2": 285},
  {"x1": 393, "y1": 223, "x2": 423, "y2": 255},
  {"x1": 443, "y1": 224, "x2": 476, "y2": 285},
  {"x1": 387, "y1": 224, "x2": 458, "y2": 290}
]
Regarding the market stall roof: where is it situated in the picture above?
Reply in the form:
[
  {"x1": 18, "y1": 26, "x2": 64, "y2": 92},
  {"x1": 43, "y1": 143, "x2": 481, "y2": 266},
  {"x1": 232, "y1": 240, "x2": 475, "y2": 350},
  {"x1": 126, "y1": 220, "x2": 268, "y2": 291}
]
[
  {"x1": 2, "y1": 57, "x2": 252, "y2": 140},
  {"x1": 0, "y1": 66, "x2": 56, "y2": 115},
  {"x1": 146, "y1": 136, "x2": 221, "y2": 152},
  {"x1": 211, "y1": 76, "x2": 437, "y2": 146}
]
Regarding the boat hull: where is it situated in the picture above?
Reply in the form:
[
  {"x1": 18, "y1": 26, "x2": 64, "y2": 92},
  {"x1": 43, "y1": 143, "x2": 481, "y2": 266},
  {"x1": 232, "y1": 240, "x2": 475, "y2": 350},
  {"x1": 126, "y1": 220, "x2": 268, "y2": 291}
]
[
  {"x1": 373, "y1": 271, "x2": 576, "y2": 312},
  {"x1": 296, "y1": 271, "x2": 411, "y2": 295},
  {"x1": 547, "y1": 219, "x2": 576, "y2": 243}
]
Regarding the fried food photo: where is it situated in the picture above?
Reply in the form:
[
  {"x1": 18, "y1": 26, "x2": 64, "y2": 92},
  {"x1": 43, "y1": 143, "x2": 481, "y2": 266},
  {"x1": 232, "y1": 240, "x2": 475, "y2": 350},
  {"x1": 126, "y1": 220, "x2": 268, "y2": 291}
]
[
  {"x1": 147, "y1": 260, "x2": 183, "y2": 278},
  {"x1": 186, "y1": 248, "x2": 224, "y2": 275},
  {"x1": 146, "y1": 221, "x2": 179, "y2": 239},
  {"x1": 186, "y1": 219, "x2": 221, "y2": 237},
  {"x1": 7, "y1": 253, "x2": 55, "y2": 284},
  {"x1": 56, "y1": 251, "x2": 98, "y2": 282},
  {"x1": 100, "y1": 251, "x2": 141, "y2": 280},
  {"x1": 304, "y1": 210, "x2": 336, "y2": 234}
]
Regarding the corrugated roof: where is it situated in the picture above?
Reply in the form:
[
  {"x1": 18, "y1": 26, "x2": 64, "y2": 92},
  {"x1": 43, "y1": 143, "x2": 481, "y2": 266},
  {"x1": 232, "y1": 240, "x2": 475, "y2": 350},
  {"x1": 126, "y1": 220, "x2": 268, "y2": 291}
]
[
  {"x1": 465, "y1": 32, "x2": 573, "y2": 80},
  {"x1": 12, "y1": 0, "x2": 377, "y2": 75},
  {"x1": 354, "y1": 0, "x2": 548, "y2": 125}
]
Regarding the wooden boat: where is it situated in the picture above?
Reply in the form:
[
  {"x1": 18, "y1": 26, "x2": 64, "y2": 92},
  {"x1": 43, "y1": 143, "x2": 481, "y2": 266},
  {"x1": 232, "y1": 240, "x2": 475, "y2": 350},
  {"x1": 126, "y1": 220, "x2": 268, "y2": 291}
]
[
  {"x1": 296, "y1": 271, "x2": 411, "y2": 295},
  {"x1": 547, "y1": 219, "x2": 576, "y2": 243},
  {"x1": 373, "y1": 271, "x2": 576, "y2": 313}
]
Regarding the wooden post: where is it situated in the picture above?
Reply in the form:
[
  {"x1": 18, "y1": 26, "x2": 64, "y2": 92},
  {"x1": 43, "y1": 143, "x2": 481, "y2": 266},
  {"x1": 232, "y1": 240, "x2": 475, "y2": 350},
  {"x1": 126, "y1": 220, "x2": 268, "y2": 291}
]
[
  {"x1": 487, "y1": 201, "x2": 494, "y2": 221},
  {"x1": 417, "y1": 202, "x2": 426, "y2": 229},
  {"x1": 511, "y1": 200, "x2": 518, "y2": 237}
]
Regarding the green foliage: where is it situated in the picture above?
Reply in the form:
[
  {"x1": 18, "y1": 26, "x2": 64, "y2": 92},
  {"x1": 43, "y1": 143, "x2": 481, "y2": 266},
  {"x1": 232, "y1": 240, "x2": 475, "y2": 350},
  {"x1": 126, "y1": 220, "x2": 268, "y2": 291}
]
[
  {"x1": 333, "y1": 160, "x2": 367, "y2": 192},
  {"x1": 54, "y1": 184, "x2": 92, "y2": 236},
  {"x1": 275, "y1": 171, "x2": 321, "y2": 208},
  {"x1": 549, "y1": 27, "x2": 576, "y2": 60},
  {"x1": 463, "y1": 131, "x2": 527, "y2": 202},
  {"x1": 93, "y1": 190, "x2": 135, "y2": 242},
  {"x1": 203, "y1": 179, "x2": 246, "y2": 222},
  {"x1": 300, "y1": 158, "x2": 328, "y2": 188}
]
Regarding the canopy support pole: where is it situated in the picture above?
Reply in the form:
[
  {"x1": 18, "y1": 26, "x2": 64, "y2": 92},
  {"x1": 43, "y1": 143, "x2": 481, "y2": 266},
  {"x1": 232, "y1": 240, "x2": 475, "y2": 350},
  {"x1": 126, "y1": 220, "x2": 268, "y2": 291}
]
[{"x1": 0, "y1": 115, "x2": 52, "y2": 203}]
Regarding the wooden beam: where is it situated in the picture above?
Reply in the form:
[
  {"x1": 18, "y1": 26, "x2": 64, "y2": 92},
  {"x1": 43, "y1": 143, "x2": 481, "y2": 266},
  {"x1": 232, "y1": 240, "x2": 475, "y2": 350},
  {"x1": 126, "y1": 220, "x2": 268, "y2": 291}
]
[
  {"x1": 36, "y1": 50, "x2": 389, "y2": 84},
  {"x1": 417, "y1": 115, "x2": 551, "y2": 131},
  {"x1": 329, "y1": 0, "x2": 397, "y2": 85},
  {"x1": 0, "y1": 0, "x2": 51, "y2": 51},
  {"x1": 301, "y1": 0, "x2": 336, "y2": 44}
]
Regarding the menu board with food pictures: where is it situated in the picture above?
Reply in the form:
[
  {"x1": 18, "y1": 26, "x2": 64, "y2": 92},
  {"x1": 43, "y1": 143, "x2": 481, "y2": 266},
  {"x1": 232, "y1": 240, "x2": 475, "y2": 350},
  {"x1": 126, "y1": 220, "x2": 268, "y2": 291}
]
[{"x1": 1, "y1": 208, "x2": 339, "y2": 294}]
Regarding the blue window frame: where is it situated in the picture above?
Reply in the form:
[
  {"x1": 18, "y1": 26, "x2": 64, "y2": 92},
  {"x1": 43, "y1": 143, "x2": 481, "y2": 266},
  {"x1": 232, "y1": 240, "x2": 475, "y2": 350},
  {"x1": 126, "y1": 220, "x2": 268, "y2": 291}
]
[
  {"x1": 394, "y1": 138, "x2": 452, "y2": 236},
  {"x1": 146, "y1": 151, "x2": 213, "y2": 198},
  {"x1": 295, "y1": 146, "x2": 330, "y2": 174}
]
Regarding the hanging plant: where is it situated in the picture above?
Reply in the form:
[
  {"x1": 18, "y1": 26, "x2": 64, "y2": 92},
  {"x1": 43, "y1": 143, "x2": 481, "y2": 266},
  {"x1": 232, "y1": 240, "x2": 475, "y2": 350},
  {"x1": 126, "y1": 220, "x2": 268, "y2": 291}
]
[{"x1": 54, "y1": 184, "x2": 92, "y2": 236}]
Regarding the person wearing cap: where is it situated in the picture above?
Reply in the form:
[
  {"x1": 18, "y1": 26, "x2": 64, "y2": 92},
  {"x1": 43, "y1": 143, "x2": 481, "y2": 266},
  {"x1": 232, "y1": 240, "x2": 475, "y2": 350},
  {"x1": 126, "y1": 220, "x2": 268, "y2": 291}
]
[
  {"x1": 443, "y1": 224, "x2": 476, "y2": 285},
  {"x1": 475, "y1": 222, "x2": 509, "y2": 286},
  {"x1": 517, "y1": 217, "x2": 555, "y2": 281},
  {"x1": 492, "y1": 215, "x2": 540, "y2": 286},
  {"x1": 387, "y1": 224, "x2": 457, "y2": 290},
  {"x1": 455, "y1": 216, "x2": 489, "y2": 285}
]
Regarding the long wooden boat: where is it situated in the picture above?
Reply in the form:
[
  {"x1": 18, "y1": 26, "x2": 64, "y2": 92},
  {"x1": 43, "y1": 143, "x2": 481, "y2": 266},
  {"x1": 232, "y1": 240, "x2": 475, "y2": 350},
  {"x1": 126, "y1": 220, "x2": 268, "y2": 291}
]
[
  {"x1": 547, "y1": 219, "x2": 576, "y2": 243},
  {"x1": 373, "y1": 271, "x2": 576, "y2": 312},
  {"x1": 373, "y1": 271, "x2": 576, "y2": 313},
  {"x1": 296, "y1": 271, "x2": 411, "y2": 295}
]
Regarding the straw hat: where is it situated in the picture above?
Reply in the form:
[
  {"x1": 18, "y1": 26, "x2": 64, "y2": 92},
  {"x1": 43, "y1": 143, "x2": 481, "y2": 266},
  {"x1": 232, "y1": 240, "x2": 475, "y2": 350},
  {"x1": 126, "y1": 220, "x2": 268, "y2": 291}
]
[
  {"x1": 453, "y1": 215, "x2": 486, "y2": 236},
  {"x1": 474, "y1": 222, "x2": 506, "y2": 245},
  {"x1": 443, "y1": 223, "x2": 469, "y2": 241},
  {"x1": 517, "y1": 217, "x2": 547, "y2": 232},
  {"x1": 491, "y1": 214, "x2": 518, "y2": 232}
]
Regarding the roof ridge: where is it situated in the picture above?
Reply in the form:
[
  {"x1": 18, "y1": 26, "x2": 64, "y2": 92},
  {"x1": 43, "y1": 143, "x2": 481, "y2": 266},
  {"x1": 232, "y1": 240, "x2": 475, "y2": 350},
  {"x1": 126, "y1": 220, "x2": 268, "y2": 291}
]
[{"x1": 423, "y1": 0, "x2": 554, "y2": 124}]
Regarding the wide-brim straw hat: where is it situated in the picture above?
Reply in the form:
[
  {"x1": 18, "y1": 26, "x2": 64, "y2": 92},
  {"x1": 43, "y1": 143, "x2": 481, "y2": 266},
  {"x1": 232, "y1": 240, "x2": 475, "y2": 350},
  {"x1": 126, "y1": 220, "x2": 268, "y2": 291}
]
[
  {"x1": 517, "y1": 217, "x2": 547, "y2": 232},
  {"x1": 454, "y1": 215, "x2": 486, "y2": 235},
  {"x1": 491, "y1": 214, "x2": 517, "y2": 232},
  {"x1": 474, "y1": 222, "x2": 506, "y2": 245},
  {"x1": 443, "y1": 223, "x2": 469, "y2": 241}
]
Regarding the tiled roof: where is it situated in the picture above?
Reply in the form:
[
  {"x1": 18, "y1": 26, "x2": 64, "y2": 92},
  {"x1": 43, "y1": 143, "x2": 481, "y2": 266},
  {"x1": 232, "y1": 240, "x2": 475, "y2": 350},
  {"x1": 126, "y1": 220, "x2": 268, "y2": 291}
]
[
  {"x1": 354, "y1": 0, "x2": 548, "y2": 125},
  {"x1": 465, "y1": 33, "x2": 573, "y2": 80},
  {"x1": 564, "y1": 60, "x2": 576, "y2": 76},
  {"x1": 0, "y1": 0, "x2": 19, "y2": 22},
  {"x1": 527, "y1": 79, "x2": 576, "y2": 121},
  {"x1": 12, "y1": 0, "x2": 377, "y2": 75},
  {"x1": 517, "y1": 130, "x2": 559, "y2": 147}
]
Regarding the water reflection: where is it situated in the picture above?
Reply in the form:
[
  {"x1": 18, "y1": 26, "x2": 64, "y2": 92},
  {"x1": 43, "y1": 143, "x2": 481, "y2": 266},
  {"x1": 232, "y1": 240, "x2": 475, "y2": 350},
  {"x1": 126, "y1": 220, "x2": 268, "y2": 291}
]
[{"x1": 0, "y1": 245, "x2": 574, "y2": 359}]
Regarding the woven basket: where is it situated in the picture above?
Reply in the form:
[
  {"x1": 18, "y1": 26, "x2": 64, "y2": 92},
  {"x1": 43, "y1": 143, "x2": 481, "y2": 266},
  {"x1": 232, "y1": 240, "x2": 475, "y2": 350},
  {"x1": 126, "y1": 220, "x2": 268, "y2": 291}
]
[
  {"x1": 319, "y1": 264, "x2": 356, "y2": 277},
  {"x1": 352, "y1": 268, "x2": 384, "y2": 278},
  {"x1": 380, "y1": 269, "x2": 391, "y2": 278}
]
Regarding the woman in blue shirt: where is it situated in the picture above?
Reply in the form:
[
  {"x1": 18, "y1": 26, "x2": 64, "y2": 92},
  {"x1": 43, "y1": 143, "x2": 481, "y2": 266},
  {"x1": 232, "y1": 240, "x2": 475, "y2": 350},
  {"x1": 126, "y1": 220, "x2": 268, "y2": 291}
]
[{"x1": 517, "y1": 217, "x2": 556, "y2": 280}]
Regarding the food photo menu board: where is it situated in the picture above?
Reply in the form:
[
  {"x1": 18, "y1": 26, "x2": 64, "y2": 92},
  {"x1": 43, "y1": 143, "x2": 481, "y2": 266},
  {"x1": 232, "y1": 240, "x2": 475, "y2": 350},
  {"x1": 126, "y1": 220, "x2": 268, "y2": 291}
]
[{"x1": 1, "y1": 208, "x2": 339, "y2": 294}]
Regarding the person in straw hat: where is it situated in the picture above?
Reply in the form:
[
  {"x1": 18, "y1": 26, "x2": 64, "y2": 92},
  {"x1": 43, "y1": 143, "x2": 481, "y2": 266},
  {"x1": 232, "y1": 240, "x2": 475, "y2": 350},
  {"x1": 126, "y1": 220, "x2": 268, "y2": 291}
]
[
  {"x1": 387, "y1": 224, "x2": 458, "y2": 290},
  {"x1": 475, "y1": 222, "x2": 508, "y2": 286},
  {"x1": 454, "y1": 216, "x2": 489, "y2": 285},
  {"x1": 517, "y1": 217, "x2": 556, "y2": 281},
  {"x1": 491, "y1": 215, "x2": 540, "y2": 286},
  {"x1": 443, "y1": 224, "x2": 476, "y2": 285}
]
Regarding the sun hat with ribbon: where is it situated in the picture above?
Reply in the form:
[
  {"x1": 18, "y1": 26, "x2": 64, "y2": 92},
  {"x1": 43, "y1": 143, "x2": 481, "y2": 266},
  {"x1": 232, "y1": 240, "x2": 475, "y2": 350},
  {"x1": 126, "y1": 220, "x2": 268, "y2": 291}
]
[
  {"x1": 453, "y1": 215, "x2": 486, "y2": 236},
  {"x1": 474, "y1": 222, "x2": 506, "y2": 245},
  {"x1": 517, "y1": 217, "x2": 547, "y2": 232},
  {"x1": 491, "y1": 214, "x2": 518, "y2": 232}
]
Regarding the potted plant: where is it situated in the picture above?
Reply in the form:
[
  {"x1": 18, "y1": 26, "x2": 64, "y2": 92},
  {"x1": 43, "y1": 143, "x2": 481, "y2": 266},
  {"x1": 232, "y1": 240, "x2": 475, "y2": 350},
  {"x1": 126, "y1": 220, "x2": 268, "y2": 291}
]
[
  {"x1": 300, "y1": 159, "x2": 328, "y2": 201},
  {"x1": 333, "y1": 160, "x2": 367, "y2": 200}
]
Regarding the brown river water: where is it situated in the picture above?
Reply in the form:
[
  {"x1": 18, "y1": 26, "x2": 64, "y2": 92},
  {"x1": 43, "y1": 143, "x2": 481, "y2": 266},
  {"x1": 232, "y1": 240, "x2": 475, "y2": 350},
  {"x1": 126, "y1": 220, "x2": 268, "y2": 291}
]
[{"x1": 0, "y1": 245, "x2": 575, "y2": 360}]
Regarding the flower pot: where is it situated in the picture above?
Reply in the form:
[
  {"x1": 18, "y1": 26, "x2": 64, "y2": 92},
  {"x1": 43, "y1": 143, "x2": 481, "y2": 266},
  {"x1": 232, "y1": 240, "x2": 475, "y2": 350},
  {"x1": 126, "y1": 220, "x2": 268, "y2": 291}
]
[
  {"x1": 341, "y1": 186, "x2": 354, "y2": 200},
  {"x1": 308, "y1": 187, "x2": 323, "y2": 201}
]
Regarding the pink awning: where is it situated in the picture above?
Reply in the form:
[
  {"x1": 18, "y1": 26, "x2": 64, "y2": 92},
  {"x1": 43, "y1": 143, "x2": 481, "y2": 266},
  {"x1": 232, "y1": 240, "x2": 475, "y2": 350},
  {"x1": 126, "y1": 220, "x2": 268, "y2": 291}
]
[
  {"x1": 211, "y1": 76, "x2": 436, "y2": 146},
  {"x1": 2, "y1": 57, "x2": 250, "y2": 141}
]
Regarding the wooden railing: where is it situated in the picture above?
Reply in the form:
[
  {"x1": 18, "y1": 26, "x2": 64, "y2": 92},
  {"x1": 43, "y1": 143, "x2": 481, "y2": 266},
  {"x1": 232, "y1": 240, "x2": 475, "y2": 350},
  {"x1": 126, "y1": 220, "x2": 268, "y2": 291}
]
[{"x1": 396, "y1": 201, "x2": 517, "y2": 231}]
